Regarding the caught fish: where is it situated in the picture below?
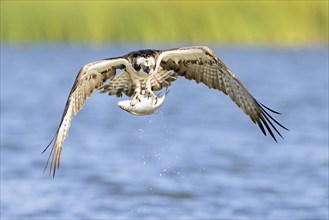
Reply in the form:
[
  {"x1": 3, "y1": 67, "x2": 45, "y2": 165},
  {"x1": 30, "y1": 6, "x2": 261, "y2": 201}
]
[{"x1": 117, "y1": 89, "x2": 169, "y2": 116}]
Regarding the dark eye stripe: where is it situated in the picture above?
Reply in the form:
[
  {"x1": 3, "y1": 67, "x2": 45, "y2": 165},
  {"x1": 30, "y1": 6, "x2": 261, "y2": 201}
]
[{"x1": 134, "y1": 64, "x2": 141, "y2": 71}]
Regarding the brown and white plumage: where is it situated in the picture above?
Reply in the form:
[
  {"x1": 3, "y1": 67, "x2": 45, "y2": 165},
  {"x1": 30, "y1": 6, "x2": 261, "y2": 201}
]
[
  {"x1": 43, "y1": 57, "x2": 132, "y2": 176},
  {"x1": 43, "y1": 46, "x2": 288, "y2": 177},
  {"x1": 155, "y1": 47, "x2": 288, "y2": 138}
]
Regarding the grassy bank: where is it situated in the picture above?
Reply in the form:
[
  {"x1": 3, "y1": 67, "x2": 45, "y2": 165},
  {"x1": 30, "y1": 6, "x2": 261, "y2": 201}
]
[{"x1": 1, "y1": 1, "x2": 328, "y2": 45}]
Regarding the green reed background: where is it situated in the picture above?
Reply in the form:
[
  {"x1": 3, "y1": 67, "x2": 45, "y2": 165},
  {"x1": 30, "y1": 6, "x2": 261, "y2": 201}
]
[{"x1": 1, "y1": 1, "x2": 328, "y2": 45}]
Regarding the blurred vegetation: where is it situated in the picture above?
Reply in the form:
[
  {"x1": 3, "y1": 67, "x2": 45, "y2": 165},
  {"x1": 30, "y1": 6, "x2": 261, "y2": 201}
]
[{"x1": 1, "y1": 1, "x2": 328, "y2": 45}]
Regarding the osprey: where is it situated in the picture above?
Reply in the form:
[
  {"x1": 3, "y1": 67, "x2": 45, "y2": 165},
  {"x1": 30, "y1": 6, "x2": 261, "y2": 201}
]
[{"x1": 43, "y1": 46, "x2": 288, "y2": 176}]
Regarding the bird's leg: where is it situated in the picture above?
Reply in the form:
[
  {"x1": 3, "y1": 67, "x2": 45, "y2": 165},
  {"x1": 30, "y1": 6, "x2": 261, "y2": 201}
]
[
  {"x1": 146, "y1": 79, "x2": 158, "y2": 104},
  {"x1": 131, "y1": 87, "x2": 143, "y2": 106},
  {"x1": 147, "y1": 90, "x2": 158, "y2": 104}
]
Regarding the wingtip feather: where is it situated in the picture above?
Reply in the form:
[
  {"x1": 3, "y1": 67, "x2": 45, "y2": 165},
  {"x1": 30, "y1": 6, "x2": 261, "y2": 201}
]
[{"x1": 254, "y1": 100, "x2": 288, "y2": 142}]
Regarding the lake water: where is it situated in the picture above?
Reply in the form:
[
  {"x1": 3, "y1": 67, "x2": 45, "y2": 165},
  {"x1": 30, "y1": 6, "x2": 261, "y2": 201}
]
[{"x1": 1, "y1": 44, "x2": 328, "y2": 219}]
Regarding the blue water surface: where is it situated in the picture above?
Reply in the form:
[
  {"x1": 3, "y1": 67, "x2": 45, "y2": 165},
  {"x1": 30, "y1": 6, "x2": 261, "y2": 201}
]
[{"x1": 1, "y1": 44, "x2": 328, "y2": 219}]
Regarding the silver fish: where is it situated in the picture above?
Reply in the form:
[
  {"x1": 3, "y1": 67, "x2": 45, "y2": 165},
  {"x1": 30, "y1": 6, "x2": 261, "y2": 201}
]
[{"x1": 117, "y1": 90, "x2": 169, "y2": 116}]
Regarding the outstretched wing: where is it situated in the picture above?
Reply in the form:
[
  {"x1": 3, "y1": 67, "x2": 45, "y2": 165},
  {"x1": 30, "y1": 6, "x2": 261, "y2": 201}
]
[
  {"x1": 99, "y1": 71, "x2": 136, "y2": 97},
  {"x1": 156, "y1": 46, "x2": 288, "y2": 140},
  {"x1": 43, "y1": 57, "x2": 132, "y2": 177}
]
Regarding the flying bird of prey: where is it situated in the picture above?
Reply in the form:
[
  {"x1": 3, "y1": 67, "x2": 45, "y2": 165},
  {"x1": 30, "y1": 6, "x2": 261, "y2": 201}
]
[{"x1": 43, "y1": 46, "x2": 288, "y2": 176}]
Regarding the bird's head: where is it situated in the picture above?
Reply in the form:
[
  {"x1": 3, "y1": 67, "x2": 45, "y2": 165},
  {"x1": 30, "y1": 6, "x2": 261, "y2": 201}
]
[{"x1": 133, "y1": 56, "x2": 156, "y2": 75}]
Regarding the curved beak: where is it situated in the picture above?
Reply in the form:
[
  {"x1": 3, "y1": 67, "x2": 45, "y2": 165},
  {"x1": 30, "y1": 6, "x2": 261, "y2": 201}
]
[{"x1": 143, "y1": 66, "x2": 150, "y2": 74}]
